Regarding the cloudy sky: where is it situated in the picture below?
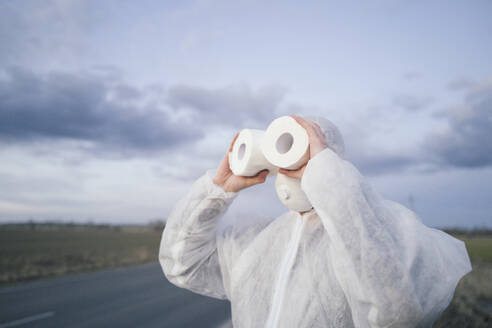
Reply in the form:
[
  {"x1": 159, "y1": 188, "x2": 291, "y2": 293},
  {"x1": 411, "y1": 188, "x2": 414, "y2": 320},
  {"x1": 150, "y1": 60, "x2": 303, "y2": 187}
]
[{"x1": 1, "y1": 0, "x2": 491, "y2": 228}]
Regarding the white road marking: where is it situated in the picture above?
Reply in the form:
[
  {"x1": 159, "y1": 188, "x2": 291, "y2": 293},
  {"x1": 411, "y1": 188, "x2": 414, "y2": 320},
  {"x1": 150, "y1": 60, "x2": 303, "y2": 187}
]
[{"x1": 0, "y1": 312, "x2": 55, "y2": 328}]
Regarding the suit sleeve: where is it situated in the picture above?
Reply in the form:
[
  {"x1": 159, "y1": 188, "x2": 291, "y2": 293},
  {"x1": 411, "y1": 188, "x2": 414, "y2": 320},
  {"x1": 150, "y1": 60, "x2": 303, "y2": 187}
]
[
  {"x1": 301, "y1": 148, "x2": 472, "y2": 327},
  {"x1": 159, "y1": 170, "x2": 237, "y2": 299}
]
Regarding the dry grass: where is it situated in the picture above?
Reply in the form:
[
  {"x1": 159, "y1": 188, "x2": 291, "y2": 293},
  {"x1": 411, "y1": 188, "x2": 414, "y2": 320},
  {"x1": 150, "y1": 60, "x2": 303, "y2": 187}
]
[
  {"x1": 434, "y1": 236, "x2": 492, "y2": 327},
  {"x1": 0, "y1": 224, "x2": 162, "y2": 286}
]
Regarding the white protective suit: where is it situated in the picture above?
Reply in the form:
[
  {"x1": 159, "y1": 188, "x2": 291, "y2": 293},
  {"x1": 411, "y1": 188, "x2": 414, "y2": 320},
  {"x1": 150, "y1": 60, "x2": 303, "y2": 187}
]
[{"x1": 159, "y1": 121, "x2": 471, "y2": 328}]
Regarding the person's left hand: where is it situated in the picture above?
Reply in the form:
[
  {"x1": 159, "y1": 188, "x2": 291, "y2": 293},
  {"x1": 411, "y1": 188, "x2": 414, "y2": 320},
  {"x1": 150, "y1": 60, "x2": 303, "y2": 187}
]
[
  {"x1": 278, "y1": 114, "x2": 328, "y2": 180},
  {"x1": 213, "y1": 132, "x2": 269, "y2": 192}
]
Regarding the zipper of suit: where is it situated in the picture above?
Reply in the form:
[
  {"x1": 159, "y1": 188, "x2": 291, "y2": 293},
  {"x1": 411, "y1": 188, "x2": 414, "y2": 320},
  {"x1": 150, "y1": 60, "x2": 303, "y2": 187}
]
[{"x1": 266, "y1": 213, "x2": 306, "y2": 328}]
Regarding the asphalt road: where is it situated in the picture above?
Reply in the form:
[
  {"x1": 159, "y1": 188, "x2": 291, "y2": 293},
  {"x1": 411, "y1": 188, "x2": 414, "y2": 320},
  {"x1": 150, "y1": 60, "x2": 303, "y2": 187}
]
[{"x1": 0, "y1": 263, "x2": 231, "y2": 328}]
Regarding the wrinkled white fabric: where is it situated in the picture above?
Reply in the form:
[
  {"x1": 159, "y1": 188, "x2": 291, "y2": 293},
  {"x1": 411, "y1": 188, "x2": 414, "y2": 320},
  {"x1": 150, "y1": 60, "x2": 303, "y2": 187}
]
[
  {"x1": 308, "y1": 116, "x2": 346, "y2": 159},
  {"x1": 159, "y1": 148, "x2": 471, "y2": 327}
]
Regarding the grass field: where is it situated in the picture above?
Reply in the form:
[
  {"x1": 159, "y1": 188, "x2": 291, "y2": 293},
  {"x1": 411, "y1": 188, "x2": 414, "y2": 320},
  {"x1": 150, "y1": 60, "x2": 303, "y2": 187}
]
[
  {"x1": 0, "y1": 224, "x2": 162, "y2": 286},
  {"x1": 461, "y1": 237, "x2": 492, "y2": 262},
  {"x1": 434, "y1": 235, "x2": 492, "y2": 327},
  {"x1": 0, "y1": 224, "x2": 490, "y2": 326}
]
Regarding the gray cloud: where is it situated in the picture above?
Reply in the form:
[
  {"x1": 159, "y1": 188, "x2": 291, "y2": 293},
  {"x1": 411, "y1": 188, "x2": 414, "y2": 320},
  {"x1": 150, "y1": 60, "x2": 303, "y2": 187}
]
[
  {"x1": 357, "y1": 80, "x2": 492, "y2": 173},
  {"x1": 2, "y1": 64, "x2": 490, "y2": 177},
  {"x1": 403, "y1": 71, "x2": 422, "y2": 80},
  {"x1": 0, "y1": 67, "x2": 201, "y2": 156},
  {"x1": 112, "y1": 84, "x2": 141, "y2": 101},
  {"x1": 348, "y1": 151, "x2": 419, "y2": 176},
  {"x1": 426, "y1": 82, "x2": 492, "y2": 168},
  {"x1": 0, "y1": 1, "x2": 91, "y2": 67},
  {"x1": 345, "y1": 80, "x2": 492, "y2": 175},
  {"x1": 447, "y1": 78, "x2": 475, "y2": 91},
  {"x1": 167, "y1": 84, "x2": 286, "y2": 127},
  {"x1": 392, "y1": 94, "x2": 433, "y2": 111}
]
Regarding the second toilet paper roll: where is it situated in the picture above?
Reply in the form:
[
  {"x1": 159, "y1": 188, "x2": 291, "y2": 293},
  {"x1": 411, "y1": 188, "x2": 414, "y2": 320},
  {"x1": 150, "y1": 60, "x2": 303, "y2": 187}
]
[
  {"x1": 229, "y1": 129, "x2": 277, "y2": 176},
  {"x1": 261, "y1": 116, "x2": 310, "y2": 170}
]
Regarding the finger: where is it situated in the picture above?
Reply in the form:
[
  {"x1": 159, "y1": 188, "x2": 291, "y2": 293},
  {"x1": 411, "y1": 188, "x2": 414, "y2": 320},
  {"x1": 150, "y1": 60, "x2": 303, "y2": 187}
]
[
  {"x1": 291, "y1": 114, "x2": 316, "y2": 136},
  {"x1": 306, "y1": 120, "x2": 322, "y2": 134},
  {"x1": 257, "y1": 169, "x2": 269, "y2": 179},
  {"x1": 254, "y1": 169, "x2": 269, "y2": 181},
  {"x1": 278, "y1": 169, "x2": 301, "y2": 179},
  {"x1": 292, "y1": 115, "x2": 326, "y2": 142},
  {"x1": 218, "y1": 151, "x2": 231, "y2": 172},
  {"x1": 309, "y1": 121, "x2": 324, "y2": 135},
  {"x1": 312, "y1": 123, "x2": 324, "y2": 137},
  {"x1": 278, "y1": 167, "x2": 295, "y2": 175},
  {"x1": 278, "y1": 165, "x2": 305, "y2": 179},
  {"x1": 245, "y1": 169, "x2": 269, "y2": 186},
  {"x1": 291, "y1": 114, "x2": 316, "y2": 127},
  {"x1": 291, "y1": 114, "x2": 311, "y2": 130},
  {"x1": 313, "y1": 125, "x2": 325, "y2": 139},
  {"x1": 228, "y1": 132, "x2": 240, "y2": 153},
  {"x1": 220, "y1": 133, "x2": 239, "y2": 171}
]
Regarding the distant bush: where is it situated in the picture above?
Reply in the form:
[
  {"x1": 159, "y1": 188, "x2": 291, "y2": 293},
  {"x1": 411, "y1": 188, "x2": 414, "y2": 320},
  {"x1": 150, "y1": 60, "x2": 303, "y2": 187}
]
[
  {"x1": 0, "y1": 221, "x2": 136, "y2": 231},
  {"x1": 148, "y1": 219, "x2": 166, "y2": 232},
  {"x1": 443, "y1": 228, "x2": 492, "y2": 238}
]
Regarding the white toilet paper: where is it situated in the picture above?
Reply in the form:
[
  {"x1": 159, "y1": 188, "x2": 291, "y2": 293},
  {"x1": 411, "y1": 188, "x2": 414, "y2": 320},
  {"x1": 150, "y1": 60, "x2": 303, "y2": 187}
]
[
  {"x1": 261, "y1": 116, "x2": 310, "y2": 170},
  {"x1": 275, "y1": 173, "x2": 313, "y2": 212},
  {"x1": 229, "y1": 129, "x2": 277, "y2": 176}
]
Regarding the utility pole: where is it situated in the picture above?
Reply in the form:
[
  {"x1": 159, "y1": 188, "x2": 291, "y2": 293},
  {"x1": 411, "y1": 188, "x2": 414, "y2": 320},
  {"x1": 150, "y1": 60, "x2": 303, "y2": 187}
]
[{"x1": 408, "y1": 194, "x2": 415, "y2": 213}]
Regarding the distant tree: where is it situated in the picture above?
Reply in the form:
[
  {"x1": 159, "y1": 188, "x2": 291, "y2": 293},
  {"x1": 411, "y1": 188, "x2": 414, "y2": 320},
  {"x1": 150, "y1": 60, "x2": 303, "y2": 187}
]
[{"x1": 148, "y1": 219, "x2": 166, "y2": 231}]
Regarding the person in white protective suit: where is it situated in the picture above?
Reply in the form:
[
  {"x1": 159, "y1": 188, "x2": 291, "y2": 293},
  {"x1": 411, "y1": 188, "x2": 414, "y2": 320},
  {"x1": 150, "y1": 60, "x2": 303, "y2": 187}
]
[{"x1": 159, "y1": 114, "x2": 471, "y2": 328}]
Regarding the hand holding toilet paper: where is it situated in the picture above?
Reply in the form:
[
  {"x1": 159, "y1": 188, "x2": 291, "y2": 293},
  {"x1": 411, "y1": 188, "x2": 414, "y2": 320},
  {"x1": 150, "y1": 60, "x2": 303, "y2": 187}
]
[
  {"x1": 213, "y1": 133, "x2": 270, "y2": 193},
  {"x1": 229, "y1": 116, "x2": 311, "y2": 176},
  {"x1": 226, "y1": 115, "x2": 340, "y2": 212},
  {"x1": 228, "y1": 129, "x2": 278, "y2": 176}
]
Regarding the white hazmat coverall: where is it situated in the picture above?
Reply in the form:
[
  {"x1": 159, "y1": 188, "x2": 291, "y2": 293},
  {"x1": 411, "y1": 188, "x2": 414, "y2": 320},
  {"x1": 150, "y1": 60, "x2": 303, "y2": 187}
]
[{"x1": 159, "y1": 126, "x2": 471, "y2": 327}]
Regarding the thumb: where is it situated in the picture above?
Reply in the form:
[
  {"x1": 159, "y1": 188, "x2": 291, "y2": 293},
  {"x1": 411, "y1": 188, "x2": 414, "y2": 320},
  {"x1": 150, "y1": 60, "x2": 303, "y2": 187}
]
[
  {"x1": 278, "y1": 166, "x2": 305, "y2": 179},
  {"x1": 246, "y1": 169, "x2": 269, "y2": 186}
]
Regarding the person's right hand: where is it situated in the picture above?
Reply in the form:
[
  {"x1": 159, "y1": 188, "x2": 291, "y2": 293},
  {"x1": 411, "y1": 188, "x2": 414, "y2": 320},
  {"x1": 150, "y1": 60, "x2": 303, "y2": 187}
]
[
  {"x1": 278, "y1": 114, "x2": 328, "y2": 180},
  {"x1": 213, "y1": 133, "x2": 269, "y2": 193}
]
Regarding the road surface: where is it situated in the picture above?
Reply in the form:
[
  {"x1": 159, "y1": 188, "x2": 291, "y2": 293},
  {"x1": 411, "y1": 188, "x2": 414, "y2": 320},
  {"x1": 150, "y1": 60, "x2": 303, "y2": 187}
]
[{"x1": 0, "y1": 263, "x2": 231, "y2": 328}]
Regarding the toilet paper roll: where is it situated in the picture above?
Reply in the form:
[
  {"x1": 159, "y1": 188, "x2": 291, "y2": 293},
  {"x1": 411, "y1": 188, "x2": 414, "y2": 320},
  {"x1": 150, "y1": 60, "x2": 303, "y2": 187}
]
[
  {"x1": 275, "y1": 173, "x2": 313, "y2": 212},
  {"x1": 229, "y1": 129, "x2": 277, "y2": 176},
  {"x1": 261, "y1": 116, "x2": 310, "y2": 170}
]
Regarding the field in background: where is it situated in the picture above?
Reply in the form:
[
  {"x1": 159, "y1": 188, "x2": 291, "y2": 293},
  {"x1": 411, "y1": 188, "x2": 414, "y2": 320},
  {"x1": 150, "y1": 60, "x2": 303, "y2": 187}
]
[
  {"x1": 435, "y1": 231, "x2": 492, "y2": 327},
  {"x1": 460, "y1": 237, "x2": 492, "y2": 262},
  {"x1": 0, "y1": 223, "x2": 163, "y2": 286},
  {"x1": 435, "y1": 259, "x2": 492, "y2": 327},
  {"x1": 0, "y1": 224, "x2": 491, "y2": 326}
]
